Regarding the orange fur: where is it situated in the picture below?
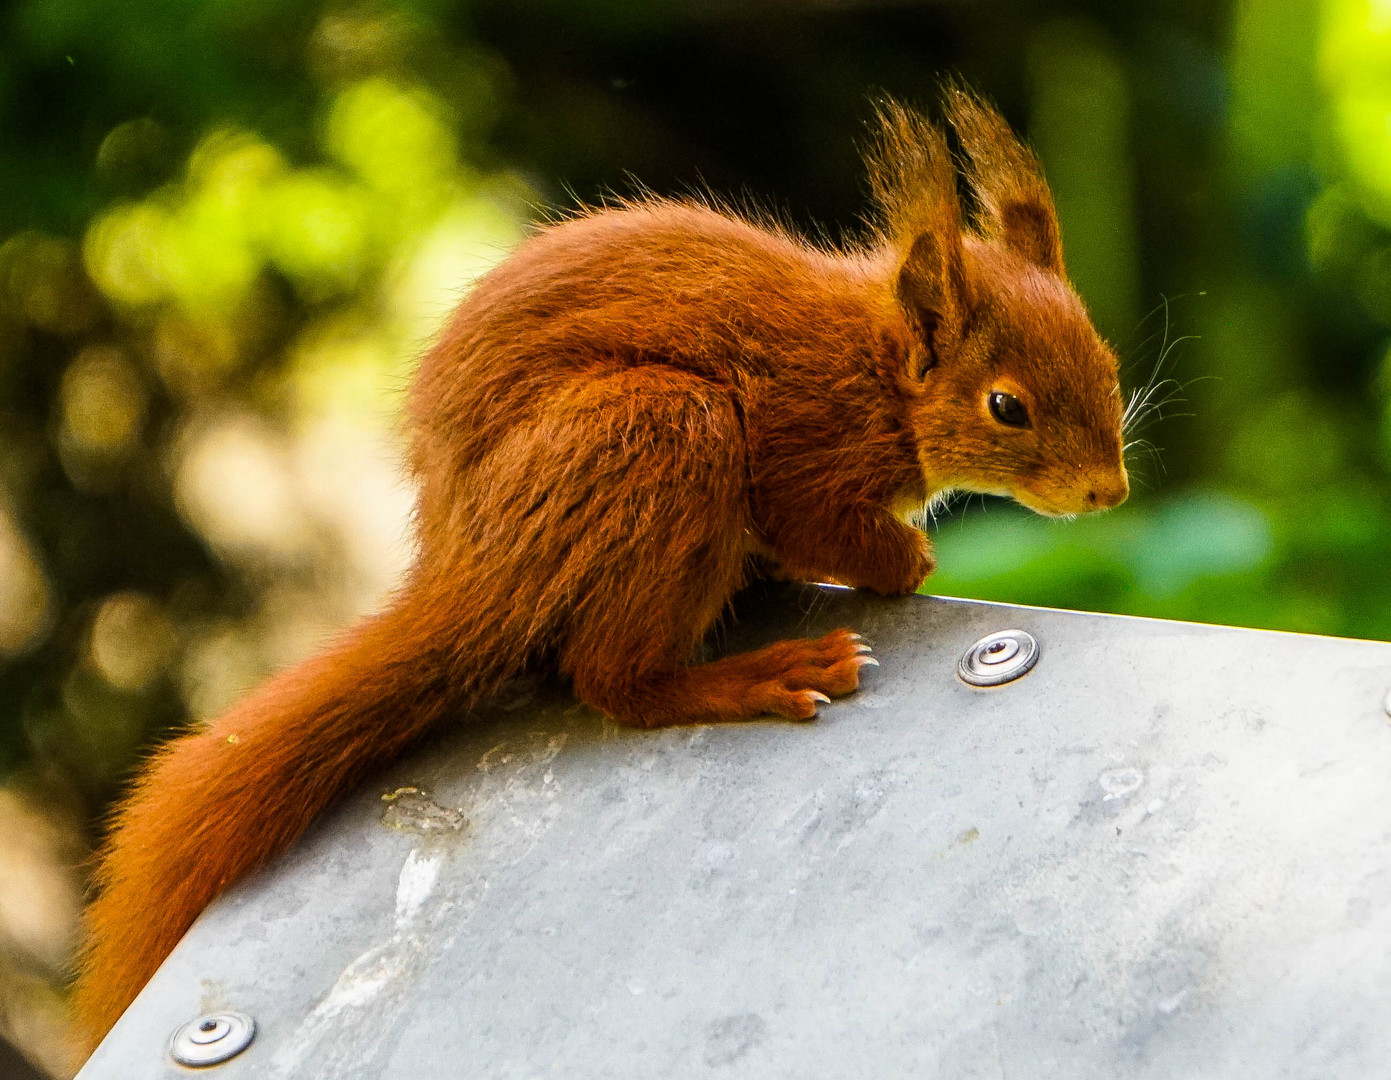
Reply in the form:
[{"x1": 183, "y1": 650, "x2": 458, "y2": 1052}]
[{"x1": 74, "y1": 87, "x2": 1127, "y2": 1049}]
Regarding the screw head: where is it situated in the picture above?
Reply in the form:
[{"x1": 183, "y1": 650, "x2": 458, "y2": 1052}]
[
  {"x1": 979, "y1": 637, "x2": 1020, "y2": 665},
  {"x1": 189, "y1": 1017, "x2": 227, "y2": 1045},
  {"x1": 958, "y1": 630, "x2": 1039, "y2": 687},
  {"x1": 170, "y1": 1011, "x2": 255, "y2": 1067}
]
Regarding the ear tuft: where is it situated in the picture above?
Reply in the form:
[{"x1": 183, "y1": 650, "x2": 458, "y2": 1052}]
[
  {"x1": 943, "y1": 82, "x2": 1065, "y2": 276},
  {"x1": 865, "y1": 99, "x2": 960, "y2": 254},
  {"x1": 865, "y1": 99, "x2": 967, "y2": 354}
]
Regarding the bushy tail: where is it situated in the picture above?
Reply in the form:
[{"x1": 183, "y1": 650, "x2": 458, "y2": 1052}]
[{"x1": 73, "y1": 576, "x2": 509, "y2": 1048}]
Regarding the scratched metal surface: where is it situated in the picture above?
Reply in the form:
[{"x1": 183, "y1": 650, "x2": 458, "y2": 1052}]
[{"x1": 79, "y1": 585, "x2": 1391, "y2": 1079}]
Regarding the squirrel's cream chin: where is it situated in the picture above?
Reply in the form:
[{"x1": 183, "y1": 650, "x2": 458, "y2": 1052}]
[
  {"x1": 1011, "y1": 475, "x2": 1129, "y2": 518},
  {"x1": 1013, "y1": 493, "x2": 1080, "y2": 520}
]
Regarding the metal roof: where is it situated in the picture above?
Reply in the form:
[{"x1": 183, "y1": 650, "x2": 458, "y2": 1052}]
[{"x1": 79, "y1": 585, "x2": 1391, "y2": 1078}]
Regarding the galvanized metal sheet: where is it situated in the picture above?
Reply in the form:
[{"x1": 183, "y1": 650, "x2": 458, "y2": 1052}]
[{"x1": 79, "y1": 586, "x2": 1391, "y2": 1078}]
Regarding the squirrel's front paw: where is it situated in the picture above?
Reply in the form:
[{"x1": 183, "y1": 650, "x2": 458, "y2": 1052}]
[{"x1": 865, "y1": 531, "x2": 935, "y2": 596}]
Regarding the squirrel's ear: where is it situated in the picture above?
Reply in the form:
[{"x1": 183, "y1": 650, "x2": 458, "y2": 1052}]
[
  {"x1": 945, "y1": 84, "x2": 1064, "y2": 276},
  {"x1": 896, "y1": 205, "x2": 967, "y2": 354},
  {"x1": 866, "y1": 100, "x2": 968, "y2": 357}
]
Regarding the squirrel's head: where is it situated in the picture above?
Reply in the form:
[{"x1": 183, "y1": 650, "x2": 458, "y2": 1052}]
[{"x1": 870, "y1": 88, "x2": 1127, "y2": 518}]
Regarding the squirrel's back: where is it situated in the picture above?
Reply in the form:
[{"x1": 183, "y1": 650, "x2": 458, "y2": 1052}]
[{"x1": 407, "y1": 201, "x2": 905, "y2": 554}]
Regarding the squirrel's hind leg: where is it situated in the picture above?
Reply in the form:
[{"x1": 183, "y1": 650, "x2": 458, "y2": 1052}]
[{"x1": 545, "y1": 369, "x2": 874, "y2": 728}]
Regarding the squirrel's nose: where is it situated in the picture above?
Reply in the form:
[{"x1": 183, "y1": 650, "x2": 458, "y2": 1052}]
[{"x1": 1083, "y1": 469, "x2": 1129, "y2": 510}]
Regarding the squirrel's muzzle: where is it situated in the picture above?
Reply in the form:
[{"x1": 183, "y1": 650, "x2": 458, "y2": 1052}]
[
  {"x1": 1014, "y1": 463, "x2": 1129, "y2": 517},
  {"x1": 1083, "y1": 469, "x2": 1129, "y2": 510}
]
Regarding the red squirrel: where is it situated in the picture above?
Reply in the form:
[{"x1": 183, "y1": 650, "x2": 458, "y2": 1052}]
[{"x1": 73, "y1": 88, "x2": 1127, "y2": 1047}]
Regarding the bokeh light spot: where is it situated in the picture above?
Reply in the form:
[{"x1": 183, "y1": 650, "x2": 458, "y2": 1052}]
[
  {"x1": 0, "y1": 232, "x2": 100, "y2": 334},
  {"x1": 327, "y1": 78, "x2": 459, "y2": 210},
  {"x1": 88, "y1": 592, "x2": 177, "y2": 692},
  {"x1": 83, "y1": 201, "x2": 174, "y2": 307},
  {"x1": 174, "y1": 416, "x2": 311, "y2": 561},
  {"x1": 59, "y1": 345, "x2": 146, "y2": 457},
  {"x1": 262, "y1": 170, "x2": 373, "y2": 299},
  {"x1": 0, "y1": 508, "x2": 54, "y2": 657}
]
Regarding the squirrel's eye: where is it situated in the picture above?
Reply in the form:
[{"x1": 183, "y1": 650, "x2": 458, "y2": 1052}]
[{"x1": 988, "y1": 391, "x2": 1030, "y2": 428}]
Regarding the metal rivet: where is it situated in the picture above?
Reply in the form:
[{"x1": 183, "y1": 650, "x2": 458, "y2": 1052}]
[
  {"x1": 189, "y1": 1018, "x2": 227, "y2": 1045},
  {"x1": 170, "y1": 1011, "x2": 255, "y2": 1067},
  {"x1": 958, "y1": 630, "x2": 1039, "y2": 687},
  {"x1": 979, "y1": 638, "x2": 1019, "y2": 665}
]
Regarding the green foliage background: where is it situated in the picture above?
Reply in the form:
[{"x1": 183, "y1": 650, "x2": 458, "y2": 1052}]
[{"x1": 3, "y1": 0, "x2": 1391, "y2": 821}]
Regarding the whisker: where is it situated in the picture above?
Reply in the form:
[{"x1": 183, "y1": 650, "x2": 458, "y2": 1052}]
[
  {"x1": 1116, "y1": 293, "x2": 1207, "y2": 484},
  {"x1": 1124, "y1": 379, "x2": 1184, "y2": 434}
]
